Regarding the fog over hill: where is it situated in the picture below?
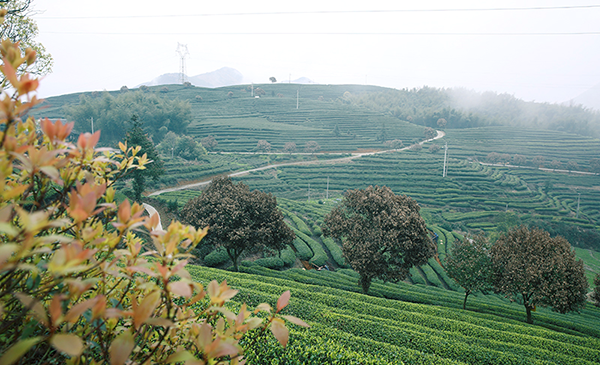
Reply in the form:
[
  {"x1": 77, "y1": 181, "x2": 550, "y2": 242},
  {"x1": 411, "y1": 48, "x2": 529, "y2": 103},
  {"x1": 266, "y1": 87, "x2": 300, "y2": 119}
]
[
  {"x1": 138, "y1": 67, "x2": 315, "y2": 88},
  {"x1": 572, "y1": 82, "x2": 600, "y2": 111}
]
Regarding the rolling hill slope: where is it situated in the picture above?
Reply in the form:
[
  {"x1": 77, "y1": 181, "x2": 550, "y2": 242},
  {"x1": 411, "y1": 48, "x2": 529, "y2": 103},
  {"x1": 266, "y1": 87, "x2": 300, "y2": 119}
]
[{"x1": 188, "y1": 265, "x2": 600, "y2": 364}]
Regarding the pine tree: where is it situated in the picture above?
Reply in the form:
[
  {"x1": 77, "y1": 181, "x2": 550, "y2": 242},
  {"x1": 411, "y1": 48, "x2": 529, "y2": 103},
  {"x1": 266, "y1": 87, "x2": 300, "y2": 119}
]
[{"x1": 125, "y1": 115, "x2": 164, "y2": 201}]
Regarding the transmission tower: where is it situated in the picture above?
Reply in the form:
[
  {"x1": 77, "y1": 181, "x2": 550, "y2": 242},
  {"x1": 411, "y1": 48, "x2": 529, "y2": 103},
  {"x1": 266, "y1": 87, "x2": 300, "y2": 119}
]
[{"x1": 176, "y1": 43, "x2": 189, "y2": 84}]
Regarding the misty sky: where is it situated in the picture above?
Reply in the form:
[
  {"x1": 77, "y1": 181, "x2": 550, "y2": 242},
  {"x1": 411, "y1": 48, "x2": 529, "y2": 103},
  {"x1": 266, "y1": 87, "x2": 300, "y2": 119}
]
[{"x1": 31, "y1": 0, "x2": 600, "y2": 104}]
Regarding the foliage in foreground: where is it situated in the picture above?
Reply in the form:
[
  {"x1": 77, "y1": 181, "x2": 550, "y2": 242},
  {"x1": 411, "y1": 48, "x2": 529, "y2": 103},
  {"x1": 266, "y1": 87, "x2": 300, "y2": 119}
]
[
  {"x1": 323, "y1": 185, "x2": 436, "y2": 293},
  {"x1": 0, "y1": 30, "x2": 306, "y2": 365}
]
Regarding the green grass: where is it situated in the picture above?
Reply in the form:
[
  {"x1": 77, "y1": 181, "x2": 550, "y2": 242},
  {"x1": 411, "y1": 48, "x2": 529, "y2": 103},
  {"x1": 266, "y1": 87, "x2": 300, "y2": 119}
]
[{"x1": 187, "y1": 265, "x2": 600, "y2": 364}]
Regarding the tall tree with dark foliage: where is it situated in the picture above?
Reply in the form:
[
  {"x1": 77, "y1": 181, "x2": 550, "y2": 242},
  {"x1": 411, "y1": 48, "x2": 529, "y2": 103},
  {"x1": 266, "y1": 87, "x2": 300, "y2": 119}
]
[
  {"x1": 179, "y1": 177, "x2": 295, "y2": 271},
  {"x1": 491, "y1": 226, "x2": 588, "y2": 324},
  {"x1": 323, "y1": 185, "x2": 435, "y2": 294}
]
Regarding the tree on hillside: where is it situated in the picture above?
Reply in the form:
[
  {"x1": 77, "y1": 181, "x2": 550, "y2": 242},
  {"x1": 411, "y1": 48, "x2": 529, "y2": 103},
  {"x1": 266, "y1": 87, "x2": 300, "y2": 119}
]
[
  {"x1": 322, "y1": 185, "x2": 436, "y2": 293},
  {"x1": 409, "y1": 143, "x2": 422, "y2": 152},
  {"x1": 384, "y1": 139, "x2": 403, "y2": 149},
  {"x1": 333, "y1": 124, "x2": 341, "y2": 137},
  {"x1": 566, "y1": 160, "x2": 579, "y2": 172},
  {"x1": 445, "y1": 235, "x2": 493, "y2": 309},
  {"x1": 269, "y1": 76, "x2": 277, "y2": 83},
  {"x1": 532, "y1": 155, "x2": 545, "y2": 167},
  {"x1": 304, "y1": 141, "x2": 320, "y2": 154},
  {"x1": 592, "y1": 274, "x2": 600, "y2": 307},
  {"x1": 437, "y1": 118, "x2": 447, "y2": 128},
  {"x1": 0, "y1": 0, "x2": 53, "y2": 82},
  {"x1": 256, "y1": 139, "x2": 272, "y2": 153},
  {"x1": 376, "y1": 124, "x2": 388, "y2": 142},
  {"x1": 179, "y1": 177, "x2": 295, "y2": 271},
  {"x1": 429, "y1": 144, "x2": 441, "y2": 153},
  {"x1": 175, "y1": 135, "x2": 206, "y2": 160},
  {"x1": 157, "y1": 131, "x2": 179, "y2": 157},
  {"x1": 424, "y1": 127, "x2": 437, "y2": 140},
  {"x1": 64, "y1": 91, "x2": 192, "y2": 146},
  {"x1": 513, "y1": 154, "x2": 527, "y2": 166},
  {"x1": 491, "y1": 226, "x2": 588, "y2": 324},
  {"x1": 487, "y1": 152, "x2": 500, "y2": 163},
  {"x1": 550, "y1": 160, "x2": 562, "y2": 170},
  {"x1": 201, "y1": 135, "x2": 218, "y2": 151},
  {"x1": 125, "y1": 115, "x2": 164, "y2": 201},
  {"x1": 283, "y1": 141, "x2": 297, "y2": 154}
]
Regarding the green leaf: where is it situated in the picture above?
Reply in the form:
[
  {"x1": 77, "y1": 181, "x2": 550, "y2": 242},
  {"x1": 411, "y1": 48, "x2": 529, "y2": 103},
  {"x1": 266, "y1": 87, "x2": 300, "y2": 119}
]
[
  {"x1": 51, "y1": 333, "x2": 84, "y2": 356},
  {"x1": 0, "y1": 337, "x2": 43, "y2": 365}
]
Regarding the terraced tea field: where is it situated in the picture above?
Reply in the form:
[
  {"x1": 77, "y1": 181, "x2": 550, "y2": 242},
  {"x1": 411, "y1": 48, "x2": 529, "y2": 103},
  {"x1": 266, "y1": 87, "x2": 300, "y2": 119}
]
[
  {"x1": 188, "y1": 265, "x2": 600, "y2": 364},
  {"x1": 231, "y1": 150, "x2": 599, "y2": 233}
]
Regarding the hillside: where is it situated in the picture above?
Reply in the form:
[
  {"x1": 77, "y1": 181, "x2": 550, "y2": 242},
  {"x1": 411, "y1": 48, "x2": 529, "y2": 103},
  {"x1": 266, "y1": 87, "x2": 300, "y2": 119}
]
[
  {"x1": 188, "y1": 265, "x2": 600, "y2": 364},
  {"x1": 34, "y1": 83, "x2": 426, "y2": 152},
  {"x1": 37, "y1": 83, "x2": 600, "y2": 283}
]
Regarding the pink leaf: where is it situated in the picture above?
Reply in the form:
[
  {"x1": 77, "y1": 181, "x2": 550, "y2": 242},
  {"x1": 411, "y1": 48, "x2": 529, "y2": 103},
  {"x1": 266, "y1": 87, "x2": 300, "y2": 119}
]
[
  {"x1": 276, "y1": 290, "x2": 290, "y2": 313},
  {"x1": 270, "y1": 318, "x2": 289, "y2": 348},
  {"x1": 109, "y1": 332, "x2": 134, "y2": 365},
  {"x1": 281, "y1": 315, "x2": 310, "y2": 328}
]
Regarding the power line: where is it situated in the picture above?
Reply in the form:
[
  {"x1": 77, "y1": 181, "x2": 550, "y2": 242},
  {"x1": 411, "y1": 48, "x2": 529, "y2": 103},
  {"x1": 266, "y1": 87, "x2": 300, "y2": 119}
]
[
  {"x1": 36, "y1": 5, "x2": 600, "y2": 19},
  {"x1": 43, "y1": 31, "x2": 600, "y2": 36}
]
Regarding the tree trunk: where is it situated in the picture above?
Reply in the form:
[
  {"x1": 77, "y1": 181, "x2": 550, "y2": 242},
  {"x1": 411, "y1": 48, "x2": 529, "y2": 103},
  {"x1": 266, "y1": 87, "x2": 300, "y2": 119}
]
[
  {"x1": 525, "y1": 305, "x2": 533, "y2": 324},
  {"x1": 523, "y1": 293, "x2": 533, "y2": 324},
  {"x1": 227, "y1": 248, "x2": 240, "y2": 272},
  {"x1": 359, "y1": 275, "x2": 371, "y2": 294},
  {"x1": 463, "y1": 290, "x2": 471, "y2": 310}
]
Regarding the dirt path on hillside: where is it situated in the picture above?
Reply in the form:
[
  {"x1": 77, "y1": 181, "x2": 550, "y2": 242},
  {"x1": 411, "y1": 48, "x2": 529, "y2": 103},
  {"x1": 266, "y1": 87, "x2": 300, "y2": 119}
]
[
  {"x1": 148, "y1": 130, "x2": 445, "y2": 197},
  {"x1": 479, "y1": 162, "x2": 599, "y2": 176}
]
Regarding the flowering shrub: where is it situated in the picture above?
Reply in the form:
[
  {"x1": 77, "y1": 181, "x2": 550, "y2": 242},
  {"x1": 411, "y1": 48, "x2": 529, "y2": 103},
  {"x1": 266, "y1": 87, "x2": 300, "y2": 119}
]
[{"x1": 0, "y1": 11, "x2": 306, "y2": 364}]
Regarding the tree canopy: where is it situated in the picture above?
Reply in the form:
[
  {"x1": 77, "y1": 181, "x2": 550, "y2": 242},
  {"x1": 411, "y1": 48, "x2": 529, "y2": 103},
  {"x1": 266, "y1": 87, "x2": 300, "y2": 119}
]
[
  {"x1": 323, "y1": 185, "x2": 436, "y2": 293},
  {"x1": 125, "y1": 115, "x2": 164, "y2": 201},
  {"x1": 491, "y1": 226, "x2": 588, "y2": 324},
  {"x1": 592, "y1": 274, "x2": 600, "y2": 307},
  {"x1": 445, "y1": 234, "x2": 493, "y2": 309},
  {"x1": 179, "y1": 177, "x2": 295, "y2": 271},
  {"x1": 64, "y1": 90, "x2": 192, "y2": 146},
  {"x1": 0, "y1": 0, "x2": 52, "y2": 81}
]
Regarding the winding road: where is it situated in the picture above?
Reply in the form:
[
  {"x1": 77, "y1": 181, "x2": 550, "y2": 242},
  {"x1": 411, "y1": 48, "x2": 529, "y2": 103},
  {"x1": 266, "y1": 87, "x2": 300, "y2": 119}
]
[
  {"x1": 148, "y1": 130, "x2": 446, "y2": 197},
  {"x1": 143, "y1": 131, "x2": 445, "y2": 223}
]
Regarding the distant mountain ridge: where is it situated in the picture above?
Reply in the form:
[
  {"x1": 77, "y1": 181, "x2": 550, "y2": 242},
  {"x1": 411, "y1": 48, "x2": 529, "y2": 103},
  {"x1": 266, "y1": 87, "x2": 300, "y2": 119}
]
[
  {"x1": 138, "y1": 67, "x2": 244, "y2": 88},
  {"x1": 138, "y1": 67, "x2": 315, "y2": 88},
  {"x1": 572, "y1": 82, "x2": 600, "y2": 111}
]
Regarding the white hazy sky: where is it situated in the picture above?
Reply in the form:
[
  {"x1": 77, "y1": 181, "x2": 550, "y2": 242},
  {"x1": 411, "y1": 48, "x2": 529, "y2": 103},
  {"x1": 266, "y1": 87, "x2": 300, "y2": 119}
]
[{"x1": 30, "y1": 0, "x2": 600, "y2": 103}]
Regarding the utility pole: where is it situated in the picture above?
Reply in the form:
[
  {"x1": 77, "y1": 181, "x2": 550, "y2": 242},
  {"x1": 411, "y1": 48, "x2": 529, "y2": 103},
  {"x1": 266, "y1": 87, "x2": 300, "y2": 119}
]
[
  {"x1": 443, "y1": 142, "x2": 448, "y2": 177},
  {"x1": 251, "y1": 83, "x2": 254, "y2": 97},
  {"x1": 91, "y1": 117, "x2": 94, "y2": 134},
  {"x1": 577, "y1": 193, "x2": 580, "y2": 218},
  {"x1": 296, "y1": 90, "x2": 299, "y2": 109},
  {"x1": 326, "y1": 176, "x2": 329, "y2": 199}
]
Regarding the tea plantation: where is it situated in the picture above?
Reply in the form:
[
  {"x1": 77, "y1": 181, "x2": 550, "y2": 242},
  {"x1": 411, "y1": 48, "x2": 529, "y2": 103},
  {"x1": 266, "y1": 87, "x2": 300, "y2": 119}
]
[
  {"x1": 188, "y1": 265, "x2": 600, "y2": 364},
  {"x1": 40, "y1": 83, "x2": 600, "y2": 363}
]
